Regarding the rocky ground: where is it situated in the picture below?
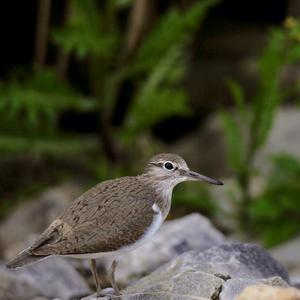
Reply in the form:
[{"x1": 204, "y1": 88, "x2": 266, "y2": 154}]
[{"x1": 0, "y1": 184, "x2": 299, "y2": 300}]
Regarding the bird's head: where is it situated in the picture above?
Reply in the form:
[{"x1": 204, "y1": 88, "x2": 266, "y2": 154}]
[{"x1": 142, "y1": 153, "x2": 223, "y2": 189}]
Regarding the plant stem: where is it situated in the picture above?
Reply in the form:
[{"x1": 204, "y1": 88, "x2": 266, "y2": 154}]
[
  {"x1": 55, "y1": 0, "x2": 72, "y2": 81},
  {"x1": 237, "y1": 131, "x2": 256, "y2": 230},
  {"x1": 34, "y1": 0, "x2": 51, "y2": 70}
]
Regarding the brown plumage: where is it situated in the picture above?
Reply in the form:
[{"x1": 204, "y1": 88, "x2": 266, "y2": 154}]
[{"x1": 6, "y1": 153, "x2": 223, "y2": 296}]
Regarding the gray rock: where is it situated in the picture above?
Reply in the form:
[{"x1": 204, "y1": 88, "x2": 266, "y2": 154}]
[
  {"x1": 81, "y1": 288, "x2": 115, "y2": 300},
  {"x1": 103, "y1": 243, "x2": 290, "y2": 300},
  {"x1": 0, "y1": 183, "x2": 82, "y2": 258},
  {"x1": 220, "y1": 276, "x2": 289, "y2": 300},
  {"x1": 271, "y1": 236, "x2": 300, "y2": 289},
  {"x1": 0, "y1": 268, "x2": 42, "y2": 300},
  {"x1": 182, "y1": 243, "x2": 289, "y2": 282},
  {"x1": 271, "y1": 236, "x2": 300, "y2": 269},
  {"x1": 289, "y1": 275, "x2": 300, "y2": 289},
  {"x1": 235, "y1": 284, "x2": 300, "y2": 300},
  {"x1": 102, "y1": 213, "x2": 225, "y2": 286},
  {"x1": 2, "y1": 257, "x2": 91, "y2": 300},
  {"x1": 123, "y1": 270, "x2": 222, "y2": 300}
]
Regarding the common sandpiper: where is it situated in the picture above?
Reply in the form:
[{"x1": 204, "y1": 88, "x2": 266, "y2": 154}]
[{"x1": 7, "y1": 153, "x2": 223, "y2": 297}]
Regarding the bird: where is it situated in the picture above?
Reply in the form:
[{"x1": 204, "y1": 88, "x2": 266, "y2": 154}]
[{"x1": 6, "y1": 153, "x2": 223, "y2": 297}]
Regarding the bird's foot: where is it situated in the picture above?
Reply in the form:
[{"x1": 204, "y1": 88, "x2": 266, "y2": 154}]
[
  {"x1": 96, "y1": 287, "x2": 121, "y2": 299},
  {"x1": 82, "y1": 289, "x2": 116, "y2": 300}
]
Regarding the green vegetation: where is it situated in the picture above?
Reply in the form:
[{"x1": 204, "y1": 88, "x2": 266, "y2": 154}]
[
  {"x1": 0, "y1": 0, "x2": 219, "y2": 218},
  {"x1": 0, "y1": 69, "x2": 96, "y2": 154},
  {"x1": 222, "y1": 19, "x2": 300, "y2": 245},
  {"x1": 250, "y1": 155, "x2": 300, "y2": 247},
  {"x1": 0, "y1": 0, "x2": 218, "y2": 159},
  {"x1": 173, "y1": 184, "x2": 217, "y2": 218}
]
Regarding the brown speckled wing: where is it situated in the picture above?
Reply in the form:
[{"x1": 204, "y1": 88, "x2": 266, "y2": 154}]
[{"x1": 29, "y1": 177, "x2": 157, "y2": 256}]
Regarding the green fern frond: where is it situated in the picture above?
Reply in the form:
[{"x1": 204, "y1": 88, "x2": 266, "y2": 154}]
[
  {"x1": 221, "y1": 112, "x2": 245, "y2": 171},
  {"x1": 0, "y1": 69, "x2": 96, "y2": 133},
  {"x1": 251, "y1": 30, "x2": 287, "y2": 151},
  {"x1": 124, "y1": 45, "x2": 189, "y2": 140},
  {"x1": 133, "y1": 0, "x2": 219, "y2": 73},
  {"x1": 52, "y1": 0, "x2": 118, "y2": 59}
]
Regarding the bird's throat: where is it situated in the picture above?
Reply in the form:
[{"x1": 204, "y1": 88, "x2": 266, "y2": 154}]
[
  {"x1": 151, "y1": 182, "x2": 174, "y2": 218},
  {"x1": 137, "y1": 174, "x2": 176, "y2": 218}
]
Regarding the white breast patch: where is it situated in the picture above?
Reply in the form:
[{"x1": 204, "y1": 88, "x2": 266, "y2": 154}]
[
  {"x1": 152, "y1": 203, "x2": 160, "y2": 213},
  {"x1": 131, "y1": 203, "x2": 163, "y2": 246}
]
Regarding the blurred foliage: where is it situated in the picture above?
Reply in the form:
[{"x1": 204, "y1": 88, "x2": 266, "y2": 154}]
[
  {"x1": 221, "y1": 18, "x2": 300, "y2": 242},
  {"x1": 173, "y1": 184, "x2": 217, "y2": 217},
  {"x1": 132, "y1": 0, "x2": 216, "y2": 74},
  {"x1": 123, "y1": 45, "x2": 190, "y2": 141},
  {"x1": 0, "y1": 69, "x2": 97, "y2": 156},
  {"x1": 52, "y1": 0, "x2": 119, "y2": 59},
  {"x1": 0, "y1": 0, "x2": 218, "y2": 159},
  {"x1": 0, "y1": 69, "x2": 94, "y2": 132},
  {"x1": 250, "y1": 155, "x2": 300, "y2": 247},
  {"x1": 0, "y1": 0, "x2": 219, "y2": 219}
]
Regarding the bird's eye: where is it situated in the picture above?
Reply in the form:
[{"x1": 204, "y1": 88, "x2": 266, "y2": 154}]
[{"x1": 163, "y1": 161, "x2": 174, "y2": 170}]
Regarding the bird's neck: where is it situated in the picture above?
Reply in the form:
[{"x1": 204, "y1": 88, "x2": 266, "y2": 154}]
[{"x1": 137, "y1": 174, "x2": 175, "y2": 218}]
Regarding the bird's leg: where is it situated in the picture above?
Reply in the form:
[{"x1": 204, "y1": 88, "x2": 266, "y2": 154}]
[
  {"x1": 90, "y1": 259, "x2": 102, "y2": 296},
  {"x1": 107, "y1": 260, "x2": 120, "y2": 296}
]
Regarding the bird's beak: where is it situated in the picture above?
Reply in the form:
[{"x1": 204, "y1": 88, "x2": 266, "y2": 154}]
[{"x1": 187, "y1": 170, "x2": 223, "y2": 185}]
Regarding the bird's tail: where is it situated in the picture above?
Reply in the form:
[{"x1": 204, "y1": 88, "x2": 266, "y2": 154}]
[{"x1": 6, "y1": 248, "x2": 47, "y2": 269}]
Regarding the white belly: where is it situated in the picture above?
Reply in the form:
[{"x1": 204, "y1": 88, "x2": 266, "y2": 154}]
[{"x1": 64, "y1": 203, "x2": 163, "y2": 259}]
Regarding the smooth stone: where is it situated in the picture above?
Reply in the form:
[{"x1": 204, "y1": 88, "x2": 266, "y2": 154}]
[
  {"x1": 292, "y1": 277, "x2": 300, "y2": 289},
  {"x1": 158, "y1": 243, "x2": 289, "y2": 282},
  {"x1": 2, "y1": 257, "x2": 91, "y2": 300},
  {"x1": 0, "y1": 268, "x2": 42, "y2": 300},
  {"x1": 271, "y1": 236, "x2": 300, "y2": 288},
  {"x1": 123, "y1": 270, "x2": 222, "y2": 300},
  {"x1": 220, "y1": 276, "x2": 289, "y2": 300},
  {"x1": 236, "y1": 284, "x2": 300, "y2": 300},
  {"x1": 271, "y1": 236, "x2": 300, "y2": 269}
]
